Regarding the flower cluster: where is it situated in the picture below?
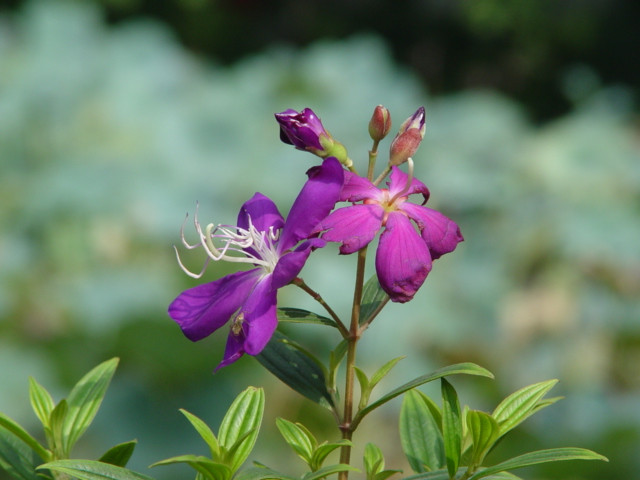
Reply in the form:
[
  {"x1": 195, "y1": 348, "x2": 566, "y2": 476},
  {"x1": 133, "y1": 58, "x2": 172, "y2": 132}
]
[{"x1": 169, "y1": 107, "x2": 462, "y2": 368}]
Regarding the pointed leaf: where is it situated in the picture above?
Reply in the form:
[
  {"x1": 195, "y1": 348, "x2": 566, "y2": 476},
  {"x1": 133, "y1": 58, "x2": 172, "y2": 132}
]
[
  {"x1": 275, "y1": 418, "x2": 313, "y2": 465},
  {"x1": 28, "y1": 378, "x2": 55, "y2": 430},
  {"x1": 179, "y1": 409, "x2": 220, "y2": 460},
  {"x1": 256, "y1": 330, "x2": 334, "y2": 409},
  {"x1": 373, "y1": 470, "x2": 402, "y2": 480},
  {"x1": 277, "y1": 308, "x2": 336, "y2": 328},
  {"x1": 369, "y1": 357, "x2": 405, "y2": 389},
  {"x1": 0, "y1": 427, "x2": 41, "y2": 480},
  {"x1": 63, "y1": 358, "x2": 119, "y2": 456},
  {"x1": 218, "y1": 387, "x2": 264, "y2": 473},
  {"x1": 40, "y1": 459, "x2": 156, "y2": 480},
  {"x1": 98, "y1": 441, "x2": 137, "y2": 468},
  {"x1": 492, "y1": 380, "x2": 557, "y2": 436},
  {"x1": 301, "y1": 464, "x2": 359, "y2": 480},
  {"x1": 416, "y1": 391, "x2": 443, "y2": 433},
  {"x1": 0, "y1": 414, "x2": 50, "y2": 462},
  {"x1": 49, "y1": 400, "x2": 68, "y2": 458},
  {"x1": 404, "y1": 468, "x2": 522, "y2": 480},
  {"x1": 363, "y1": 443, "x2": 384, "y2": 478},
  {"x1": 441, "y1": 379, "x2": 462, "y2": 478},
  {"x1": 151, "y1": 455, "x2": 231, "y2": 480},
  {"x1": 399, "y1": 390, "x2": 444, "y2": 473},
  {"x1": 354, "y1": 367, "x2": 371, "y2": 410},
  {"x1": 468, "y1": 448, "x2": 607, "y2": 480},
  {"x1": 234, "y1": 465, "x2": 296, "y2": 480},
  {"x1": 311, "y1": 440, "x2": 353, "y2": 471},
  {"x1": 352, "y1": 364, "x2": 492, "y2": 432},
  {"x1": 359, "y1": 275, "x2": 390, "y2": 325},
  {"x1": 466, "y1": 411, "x2": 500, "y2": 467}
]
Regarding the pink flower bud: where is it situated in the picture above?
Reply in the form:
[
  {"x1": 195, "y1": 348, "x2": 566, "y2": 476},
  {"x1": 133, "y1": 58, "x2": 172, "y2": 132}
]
[
  {"x1": 368, "y1": 105, "x2": 392, "y2": 142},
  {"x1": 389, "y1": 128, "x2": 422, "y2": 166}
]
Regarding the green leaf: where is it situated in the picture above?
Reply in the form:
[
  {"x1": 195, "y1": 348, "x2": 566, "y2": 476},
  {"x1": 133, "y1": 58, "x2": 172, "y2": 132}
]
[
  {"x1": 328, "y1": 340, "x2": 349, "y2": 397},
  {"x1": 399, "y1": 390, "x2": 444, "y2": 473},
  {"x1": 404, "y1": 468, "x2": 522, "y2": 480},
  {"x1": 373, "y1": 470, "x2": 402, "y2": 480},
  {"x1": 0, "y1": 413, "x2": 50, "y2": 463},
  {"x1": 359, "y1": 275, "x2": 389, "y2": 325},
  {"x1": 234, "y1": 465, "x2": 296, "y2": 480},
  {"x1": 40, "y1": 459, "x2": 156, "y2": 480},
  {"x1": 441, "y1": 379, "x2": 462, "y2": 479},
  {"x1": 275, "y1": 418, "x2": 313, "y2": 465},
  {"x1": 301, "y1": 464, "x2": 359, "y2": 480},
  {"x1": 492, "y1": 380, "x2": 558, "y2": 437},
  {"x1": 256, "y1": 330, "x2": 334, "y2": 409},
  {"x1": 311, "y1": 440, "x2": 352, "y2": 472},
  {"x1": 98, "y1": 440, "x2": 137, "y2": 468},
  {"x1": 151, "y1": 455, "x2": 231, "y2": 480},
  {"x1": 277, "y1": 308, "x2": 336, "y2": 328},
  {"x1": 466, "y1": 411, "x2": 500, "y2": 467},
  {"x1": 369, "y1": 357, "x2": 405, "y2": 389},
  {"x1": 179, "y1": 409, "x2": 220, "y2": 459},
  {"x1": 49, "y1": 400, "x2": 68, "y2": 458},
  {"x1": 352, "y1": 363, "x2": 492, "y2": 431},
  {"x1": 63, "y1": 358, "x2": 119, "y2": 456},
  {"x1": 416, "y1": 391, "x2": 443, "y2": 433},
  {"x1": 467, "y1": 448, "x2": 608, "y2": 480},
  {"x1": 28, "y1": 378, "x2": 55, "y2": 430},
  {"x1": 363, "y1": 442, "x2": 384, "y2": 478},
  {"x1": 0, "y1": 427, "x2": 41, "y2": 480},
  {"x1": 354, "y1": 367, "x2": 371, "y2": 410},
  {"x1": 218, "y1": 386, "x2": 264, "y2": 473}
]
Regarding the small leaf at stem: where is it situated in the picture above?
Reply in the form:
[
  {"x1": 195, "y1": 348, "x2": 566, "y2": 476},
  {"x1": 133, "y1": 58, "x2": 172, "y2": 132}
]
[
  {"x1": 364, "y1": 442, "x2": 384, "y2": 478},
  {"x1": 275, "y1": 418, "x2": 314, "y2": 466},
  {"x1": 256, "y1": 331, "x2": 334, "y2": 409},
  {"x1": 441, "y1": 379, "x2": 462, "y2": 478},
  {"x1": 179, "y1": 409, "x2": 220, "y2": 460},
  {"x1": 354, "y1": 367, "x2": 371, "y2": 410},
  {"x1": 311, "y1": 440, "x2": 353, "y2": 471},
  {"x1": 277, "y1": 308, "x2": 337, "y2": 328},
  {"x1": 466, "y1": 411, "x2": 500, "y2": 468},
  {"x1": 359, "y1": 275, "x2": 389, "y2": 325},
  {"x1": 98, "y1": 440, "x2": 137, "y2": 468},
  {"x1": 399, "y1": 390, "x2": 444, "y2": 473},
  {"x1": 467, "y1": 448, "x2": 607, "y2": 480}
]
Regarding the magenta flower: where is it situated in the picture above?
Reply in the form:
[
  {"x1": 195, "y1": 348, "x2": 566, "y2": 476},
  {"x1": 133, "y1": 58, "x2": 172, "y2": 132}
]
[
  {"x1": 315, "y1": 163, "x2": 463, "y2": 303},
  {"x1": 168, "y1": 157, "x2": 344, "y2": 370},
  {"x1": 275, "y1": 108, "x2": 328, "y2": 152}
]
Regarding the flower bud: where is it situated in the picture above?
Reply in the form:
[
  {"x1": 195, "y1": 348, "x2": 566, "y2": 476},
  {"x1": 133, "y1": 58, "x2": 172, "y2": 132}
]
[
  {"x1": 389, "y1": 128, "x2": 422, "y2": 166},
  {"x1": 397, "y1": 106, "x2": 426, "y2": 137},
  {"x1": 368, "y1": 105, "x2": 392, "y2": 142}
]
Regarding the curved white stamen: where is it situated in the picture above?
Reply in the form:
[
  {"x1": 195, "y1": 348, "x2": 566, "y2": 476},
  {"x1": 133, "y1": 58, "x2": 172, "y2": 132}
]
[
  {"x1": 173, "y1": 245, "x2": 210, "y2": 278},
  {"x1": 389, "y1": 157, "x2": 414, "y2": 204}
]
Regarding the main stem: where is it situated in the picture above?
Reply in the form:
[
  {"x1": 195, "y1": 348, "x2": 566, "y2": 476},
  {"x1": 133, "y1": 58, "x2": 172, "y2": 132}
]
[{"x1": 338, "y1": 245, "x2": 368, "y2": 480}]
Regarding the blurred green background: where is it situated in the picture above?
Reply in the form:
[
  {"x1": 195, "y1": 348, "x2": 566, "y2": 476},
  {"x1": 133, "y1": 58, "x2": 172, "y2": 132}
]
[{"x1": 0, "y1": 1, "x2": 638, "y2": 479}]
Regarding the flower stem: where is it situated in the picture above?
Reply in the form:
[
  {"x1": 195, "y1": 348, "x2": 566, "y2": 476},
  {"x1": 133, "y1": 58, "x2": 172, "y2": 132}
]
[
  {"x1": 292, "y1": 277, "x2": 349, "y2": 338},
  {"x1": 338, "y1": 245, "x2": 368, "y2": 480},
  {"x1": 367, "y1": 140, "x2": 380, "y2": 181},
  {"x1": 373, "y1": 165, "x2": 391, "y2": 186}
]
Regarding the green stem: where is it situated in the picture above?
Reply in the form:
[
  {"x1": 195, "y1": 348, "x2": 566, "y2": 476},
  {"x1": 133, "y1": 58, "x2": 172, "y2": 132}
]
[
  {"x1": 338, "y1": 246, "x2": 368, "y2": 480},
  {"x1": 293, "y1": 277, "x2": 349, "y2": 338},
  {"x1": 373, "y1": 165, "x2": 391, "y2": 186},
  {"x1": 367, "y1": 140, "x2": 379, "y2": 181}
]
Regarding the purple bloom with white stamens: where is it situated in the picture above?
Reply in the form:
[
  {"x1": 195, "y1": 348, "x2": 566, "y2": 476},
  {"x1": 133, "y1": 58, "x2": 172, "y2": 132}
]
[
  {"x1": 315, "y1": 160, "x2": 463, "y2": 303},
  {"x1": 168, "y1": 157, "x2": 344, "y2": 370}
]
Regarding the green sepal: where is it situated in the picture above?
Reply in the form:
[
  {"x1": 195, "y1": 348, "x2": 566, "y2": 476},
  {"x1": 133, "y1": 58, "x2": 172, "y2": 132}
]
[
  {"x1": 218, "y1": 386, "x2": 264, "y2": 473},
  {"x1": 492, "y1": 380, "x2": 558, "y2": 437},
  {"x1": 256, "y1": 330, "x2": 334, "y2": 409},
  {"x1": 352, "y1": 363, "x2": 492, "y2": 432},
  {"x1": 467, "y1": 447, "x2": 608, "y2": 480},
  {"x1": 40, "y1": 459, "x2": 156, "y2": 480},
  {"x1": 0, "y1": 413, "x2": 50, "y2": 463},
  {"x1": 277, "y1": 308, "x2": 336, "y2": 328},
  {"x1": 62, "y1": 358, "x2": 119, "y2": 456},
  {"x1": 399, "y1": 390, "x2": 444, "y2": 473},
  {"x1": 151, "y1": 455, "x2": 231, "y2": 480},
  {"x1": 179, "y1": 409, "x2": 220, "y2": 460},
  {"x1": 359, "y1": 275, "x2": 389, "y2": 325},
  {"x1": 441, "y1": 379, "x2": 462, "y2": 479},
  {"x1": 466, "y1": 411, "x2": 500, "y2": 467},
  {"x1": 28, "y1": 378, "x2": 55, "y2": 431},
  {"x1": 0, "y1": 427, "x2": 42, "y2": 480},
  {"x1": 275, "y1": 418, "x2": 314, "y2": 465},
  {"x1": 98, "y1": 440, "x2": 137, "y2": 468}
]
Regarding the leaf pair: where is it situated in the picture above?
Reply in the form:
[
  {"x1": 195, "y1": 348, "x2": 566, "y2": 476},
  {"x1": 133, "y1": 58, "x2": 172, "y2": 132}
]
[
  {"x1": 399, "y1": 379, "x2": 608, "y2": 480},
  {"x1": 363, "y1": 443, "x2": 401, "y2": 480},
  {"x1": 151, "y1": 386, "x2": 264, "y2": 480}
]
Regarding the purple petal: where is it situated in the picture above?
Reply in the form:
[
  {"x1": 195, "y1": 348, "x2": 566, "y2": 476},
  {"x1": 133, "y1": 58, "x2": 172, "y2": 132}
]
[
  {"x1": 271, "y1": 237, "x2": 326, "y2": 289},
  {"x1": 168, "y1": 269, "x2": 260, "y2": 341},
  {"x1": 317, "y1": 204, "x2": 383, "y2": 254},
  {"x1": 339, "y1": 171, "x2": 381, "y2": 202},
  {"x1": 216, "y1": 328, "x2": 246, "y2": 370},
  {"x1": 279, "y1": 157, "x2": 344, "y2": 251},
  {"x1": 375, "y1": 212, "x2": 432, "y2": 303},
  {"x1": 400, "y1": 203, "x2": 463, "y2": 259},
  {"x1": 275, "y1": 108, "x2": 325, "y2": 151},
  {"x1": 387, "y1": 166, "x2": 430, "y2": 203},
  {"x1": 237, "y1": 192, "x2": 285, "y2": 233}
]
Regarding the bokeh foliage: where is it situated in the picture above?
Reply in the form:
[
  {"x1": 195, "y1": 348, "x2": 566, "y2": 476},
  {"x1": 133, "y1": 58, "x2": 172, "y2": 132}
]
[{"x1": 0, "y1": 2, "x2": 638, "y2": 480}]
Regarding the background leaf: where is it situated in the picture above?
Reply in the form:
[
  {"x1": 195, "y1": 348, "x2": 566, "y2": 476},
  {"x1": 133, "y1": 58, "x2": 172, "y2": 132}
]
[
  {"x1": 441, "y1": 379, "x2": 462, "y2": 478},
  {"x1": 98, "y1": 440, "x2": 137, "y2": 468},
  {"x1": 41, "y1": 459, "x2": 156, "y2": 480},
  {"x1": 277, "y1": 308, "x2": 336, "y2": 328},
  {"x1": 0, "y1": 428, "x2": 42, "y2": 480},
  {"x1": 359, "y1": 275, "x2": 389, "y2": 325},
  {"x1": 28, "y1": 378, "x2": 55, "y2": 431}
]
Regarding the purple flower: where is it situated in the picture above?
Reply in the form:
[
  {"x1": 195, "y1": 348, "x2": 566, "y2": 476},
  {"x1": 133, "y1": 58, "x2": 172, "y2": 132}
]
[
  {"x1": 169, "y1": 157, "x2": 344, "y2": 370},
  {"x1": 315, "y1": 162, "x2": 463, "y2": 303},
  {"x1": 275, "y1": 108, "x2": 329, "y2": 152}
]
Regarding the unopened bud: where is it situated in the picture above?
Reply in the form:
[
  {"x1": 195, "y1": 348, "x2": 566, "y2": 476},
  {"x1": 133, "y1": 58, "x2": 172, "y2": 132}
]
[
  {"x1": 368, "y1": 105, "x2": 392, "y2": 142},
  {"x1": 389, "y1": 128, "x2": 422, "y2": 166},
  {"x1": 397, "y1": 106, "x2": 426, "y2": 138}
]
